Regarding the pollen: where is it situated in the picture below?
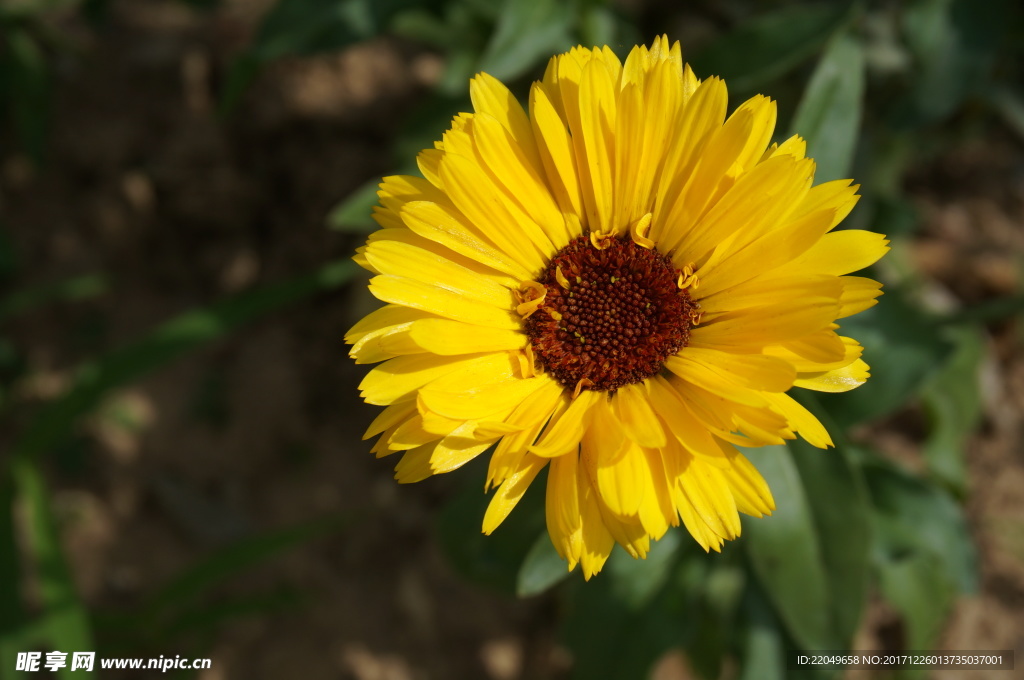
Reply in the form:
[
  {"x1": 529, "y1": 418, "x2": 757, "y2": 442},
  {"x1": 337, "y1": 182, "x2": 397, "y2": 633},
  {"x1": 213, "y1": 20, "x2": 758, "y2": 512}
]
[{"x1": 524, "y1": 235, "x2": 697, "y2": 393}]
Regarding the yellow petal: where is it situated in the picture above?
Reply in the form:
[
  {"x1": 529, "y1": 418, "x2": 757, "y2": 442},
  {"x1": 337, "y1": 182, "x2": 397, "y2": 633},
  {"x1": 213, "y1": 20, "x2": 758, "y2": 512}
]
[
  {"x1": 651, "y1": 77, "x2": 728, "y2": 245},
  {"x1": 483, "y1": 453, "x2": 547, "y2": 534},
  {"x1": 720, "y1": 448, "x2": 775, "y2": 516},
  {"x1": 674, "y1": 347, "x2": 796, "y2": 392},
  {"x1": 545, "y1": 452, "x2": 583, "y2": 569},
  {"x1": 369, "y1": 275, "x2": 519, "y2": 330},
  {"x1": 677, "y1": 455, "x2": 741, "y2": 541},
  {"x1": 438, "y1": 152, "x2": 548, "y2": 273},
  {"x1": 612, "y1": 383, "x2": 667, "y2": 448},
  {"x1": 794, "y1": 358, "x2": 870, "y2": 392},
  {"x1": 578, "y1": 57, "x2": 618, "y2": 234},
  {"x1": 406, "y1": 318, "x2": 525, "y2": 355},
  {"x1": 394, "y1": 442, "x2": 438, "y2": 483},
  {"x1": 762, "y1": 392, "x2": 833, "y2": 449},
  {"x1": 429, "y1": 434, "x2": 492, "y2": 474},
  {"x1": 577, "y1": 456, "x2": 616, "y2": 579},
  {"x1": 530, "y1": 389, "x2": 601, "y2": 457},
  {"x1": 471, "y1": 113, "x2": 567, "y2": 248},
  {"x1": 595, "y1": 442, "x2": 647, "y2": 517},
  {"x1": 363, "y1": 401, "x2": 417, "y2": 440},
  {"x1": 420, "y1": 375, "x2": 546, "y2": 420},
  {"x1": 838, "y1": 276, "x2": 884, "y2": 318},
  {"x1": 689, "y1": 296, "x2": 839, "y2": 349},
  {"x1": 469, "y1": 71, "x2": 542, "y2": 171},
  {"x1": 529, "y1": 81, "x2": 585, "y2": 229},
  {"x1": 487, "y1": 377, "x2": 564, "y2": 488},
  {"x1": 364, "y1": 234, "x2": 515, "y2": 306},
  {"x1": 400, "y1": 200, "x2": 534, "y2": 281},
  {"x1": 358, "y1": 352, "x2": 500, "y2": 406},
  {"x1": 789, "y1": 230, "x2": 890, "y2": 276},
  {"x1": 664, "y1": 355, "x2": 770, "y2": 407}
]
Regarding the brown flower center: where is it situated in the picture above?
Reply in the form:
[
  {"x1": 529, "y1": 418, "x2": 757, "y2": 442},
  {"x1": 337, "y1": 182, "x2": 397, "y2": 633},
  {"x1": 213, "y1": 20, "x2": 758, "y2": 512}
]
[{"x1": 524, "y1": 235, "x2": 697, "y2": 393}]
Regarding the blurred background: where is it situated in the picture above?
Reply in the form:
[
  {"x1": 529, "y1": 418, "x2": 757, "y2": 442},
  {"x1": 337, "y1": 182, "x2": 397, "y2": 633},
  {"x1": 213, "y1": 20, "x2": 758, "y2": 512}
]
[{"x1": 2, "y1": 0, "x2": 1023, "y2": 678}]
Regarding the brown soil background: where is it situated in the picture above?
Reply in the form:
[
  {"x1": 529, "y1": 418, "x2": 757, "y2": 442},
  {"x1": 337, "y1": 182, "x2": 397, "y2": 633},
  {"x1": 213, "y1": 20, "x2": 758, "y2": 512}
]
[{"x1": 3, "y1": 2, "x2": 1023, "y2": 679}]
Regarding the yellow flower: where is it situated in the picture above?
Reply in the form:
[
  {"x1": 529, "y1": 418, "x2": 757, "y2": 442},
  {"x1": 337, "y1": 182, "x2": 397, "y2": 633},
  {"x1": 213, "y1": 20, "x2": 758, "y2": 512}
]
[{"x1": 347, "y1": 36, "x2": 887, "y2": 579}]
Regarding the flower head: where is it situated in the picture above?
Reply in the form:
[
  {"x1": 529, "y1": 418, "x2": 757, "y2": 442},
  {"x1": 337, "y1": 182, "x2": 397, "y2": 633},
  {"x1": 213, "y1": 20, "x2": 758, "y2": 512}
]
[{"x1": 347, "y1": 36, "x2": 887, "y2": 578}]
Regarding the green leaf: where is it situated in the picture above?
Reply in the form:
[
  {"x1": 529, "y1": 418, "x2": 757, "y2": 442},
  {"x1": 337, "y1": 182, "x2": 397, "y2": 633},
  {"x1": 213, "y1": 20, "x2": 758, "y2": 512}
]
[
  {"x1": 820, "y1": 287, "x2": 953, "y2": 427},
  {"x1": 0, "y1": 27, "x2": 51, "y2": 163},
  {"x1": 0, "y1": 0, "x2": 82, "y2": 20},
  {"x1": 220, "y1": 0, "x2": 443, "y2": 114},
  {"x1": 876, "y1": 553, "x2": 956, "y2": 653},
  {"x1": 787, "y1": 438, "x2": 871, "y2": 646},
  {"x1": 437, "y1": 457, "x2": 545, "y2": 593},
  {"x1": 143, "y1": 515, "x2": 347, "y2": 622},
  {"x1": 9, "y1": 458, "x2": 94, "y2": 658},
  {"x1": 862, "y1": 458, "x2": 977, "y2": 594},
  {"x1": 737, "y1": 584, "x2": 785, "y2": 680},
  {"x1": 897, "y1": 0, "x2": 1009, "y2": 125},
  {"x1": 476, "y1": 0, "x2": 573, "y2": 82},
  {"x1": 516, "y1": 532, "x2": 570, "y2": 597},
  {"x1": 562, "y1": 549, "x2": 701, "y2": 680},
  {"x1": 743, "y1": 446, "x2": 836, "y2": 651},
  {"x1": 326, "y1": 176, "x2": 388, "y2": 233},
  {"x1": 789, "y1": 32, "x2": 864, "y2": 183},
  {"x1": 605, "y1": 529, "x2": 684, "y2": 610},
  {"x1": 920, "y1": 326, "x2": 985, "y2": 494},
  {"x1": 0, "y1": 472, "x2": 26, "y2": 674},
  {"x1": 0, "y1": 273, "x2": 107, "y2": 321},
  {"x1": 689, "y1": 3, "x2": 855, "y2": 93},
  {"x1": 10, "y1": 260, "x2": 357, "y2": 464}
]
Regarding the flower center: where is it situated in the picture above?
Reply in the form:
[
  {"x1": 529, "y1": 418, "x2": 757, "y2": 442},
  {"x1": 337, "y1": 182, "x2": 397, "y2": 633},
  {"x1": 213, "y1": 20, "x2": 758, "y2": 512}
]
[{"x1": 524, "y1": 235, "x2": 697, "y2": 393}]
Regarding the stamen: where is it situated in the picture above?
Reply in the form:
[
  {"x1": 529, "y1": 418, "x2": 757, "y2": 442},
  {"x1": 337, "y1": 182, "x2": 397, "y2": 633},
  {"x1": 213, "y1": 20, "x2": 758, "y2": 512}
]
[
  {"x1": 572, "y1": 378, "x2": 595, "y2": 400},
  {"x1": 555, "y1": 265, "x2": 571, "y2": 290},
  {"x1": 589, "y1": 231, "x2": 614, "y2": 250},
  {"x1": 524, "y1": 235, "x2": 696, "y2": 394},
  {"x1": 629, "y1": 213, "x2": 655, "y2": 249},
  {"x1": 516, "y1": 281, "x2": 547, "y2": 318}
]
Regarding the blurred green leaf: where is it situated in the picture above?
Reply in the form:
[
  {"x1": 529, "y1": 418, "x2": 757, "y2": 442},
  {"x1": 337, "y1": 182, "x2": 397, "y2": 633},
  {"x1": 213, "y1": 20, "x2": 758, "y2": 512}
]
[
  {"x1": 863, "y1": 457, "x2": 977, "y2": 594},
  {"x1": 877, "y1": 552, "x2": 955, "y2": 654},
  {"x1": 0, "y1": 472, "x2": 26, "y2": 674},
  {"x1": 563, "y1": 550, "x2": 699, "y2": 680},
  {"x1": 744, "y1": 446, "x2": 836, "y2": 651},
  {"x1": 0, "y1": 27, "x2": 51, "y2": 163},
  {"x1": 897, "y1": 0, "x2": 1008, "y2": 125},
  {"x1": 990, "y1": 84, "x2": 1024, "y2": 142},
  {"x1": 0, "y1": 0, "x2": 81, "y2": 20},
  {"x1": 437, "y1": 457, "x2": 545, "y2": 593},
  {"x1": 821, "y1": 287, "x2": 952, "y2": 427},
  {"x1": 161, "y1": 587, "x2": 303, "y2": 638},
  {"x1": 143, "y1": 514, "x2": 347, "y2": 622},
  {"x1": 516, "y1": 532, "x2": 570, "y2": 597},
  {"x1": 10, "y1": 260, "x2": 357, "y2": 464},
  {"x1": 690, "y1": 3, "x2": 854, "y2": 93},
  {"x1": 327, "y1": 93, "x2": 469, "y2": 233},
  {"x1": 686, "y1": 559, "x2": 746, "y2": 680},
  {"x1": 788, "y1": 438, "x2": 871, "y2": 646},
  {"x1": 221, "y1": 0, "x2": 443, "y2": 114},
  {"x1": 0, "y1": 273, "x2": 107, "y2": 321},
  {"x1": 9, "y1": 457, "x2": 94, "y2": 665},
  {"x1": 869, "y1": 195, "x2": 919, "y2": 237},
  {"x1": 477, "y1": 0, "x2": 572, "y2": 82},
  {"x1": 943, "y1": 292, "x2": 1024, "y2": 325},
  {"x1": 789, "y1": 32, "x2": 864, "y2": 183},
  {"x1": 737, "y1": 585, "x2": 785, "y2": 680},
  {"x1": 920, "y1": 326, "x2": 985, "y2": 495},
  {"x1": 606, "y1": 529, "x2": 684, "y2": 610},
  {"x1": 327, "y1": 176, "x2": 387, "y2": 233}
]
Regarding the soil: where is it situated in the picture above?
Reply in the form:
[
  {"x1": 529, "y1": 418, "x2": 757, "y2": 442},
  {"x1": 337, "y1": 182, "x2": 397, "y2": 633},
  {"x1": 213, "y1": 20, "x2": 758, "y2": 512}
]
[{"x1": 2, "y1": 2, "x2": 1023, "y2": 679}]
